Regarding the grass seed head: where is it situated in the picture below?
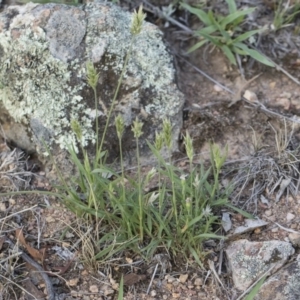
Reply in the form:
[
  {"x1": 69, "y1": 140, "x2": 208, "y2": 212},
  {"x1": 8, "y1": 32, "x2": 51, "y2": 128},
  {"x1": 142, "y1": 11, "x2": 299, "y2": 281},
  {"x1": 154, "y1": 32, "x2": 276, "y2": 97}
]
[
  {"x1": 86, "y1": 61, "x2": 99, "y2": 91},
  {"x1": 132, "y1": 117, "x2": 143, "y2": 138},
  {"x1": 154, "y1": 131, "x2": 164, "y2": 151},
  {"x1": 71, "y1": 119, "x2": 83, "y2": 142},
  {"x1": 184, "y1": 131, "x2": 194, "y2": 163},
  {"x1": 130, "y1": 5, "x2": 146, "y2": 36},
  {"x1": 115, "y1": 114, "x2": 125, "y2": 139},
  {"x1": 162, "y1": 119, "x2": 172, "y2": 149}
]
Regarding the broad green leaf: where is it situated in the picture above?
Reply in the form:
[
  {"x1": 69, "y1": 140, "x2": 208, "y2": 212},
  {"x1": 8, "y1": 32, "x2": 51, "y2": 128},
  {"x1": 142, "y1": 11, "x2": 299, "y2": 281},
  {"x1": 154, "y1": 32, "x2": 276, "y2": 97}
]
[
  {"x1": 231, "y1": 29, "x2": 261, "y2": 44},
  {"x1": 248, "y1": 49, "x2": 275, "y2": 67},
  {"x1": 221, "y1": 45, "x2": 237, "y2": 65},
  {"x1": 187, "y1": 40, "x2": 207, "y2": 53},
  {"x1": 226, "y1": 203, "x2": 255, "y2": 219},
  {"x1": 197, "y1": 30, "x2": 223, "y2": 46},
  {"x1": 207, "y1": 10, "x2": 231, "y2": 40},
  {"x1": 226, "y1": 0, "x2": 237, "y2": 14},
  {"x1": 196, "y1": 24, "x2": 218, "y2": 35},
  {"x1": 221, "y1": 8, "x2": 256, "y2": 27},
  {"x1": 180, "y1": 3, "x2": 212, "y2": 25},
  {"x1": 235, "y1": 44, "x2": 275, "y2": 67},
  {"x1": 232, "y1": 45, "x2": 247, "y2": 55}
]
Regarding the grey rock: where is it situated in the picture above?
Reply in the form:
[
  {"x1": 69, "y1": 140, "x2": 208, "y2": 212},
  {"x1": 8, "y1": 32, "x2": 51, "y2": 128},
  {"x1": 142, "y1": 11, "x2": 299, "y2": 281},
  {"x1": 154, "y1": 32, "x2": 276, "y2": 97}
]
[
  {"x1": 226, "y1": 239, "x2": 295, "y2": 291},
  {"x1": 254, "y1": 254, "x2": 300, "y2": 300},
  {"x1": 0, "y1": 2, "x2": 184, "y2": 169}
]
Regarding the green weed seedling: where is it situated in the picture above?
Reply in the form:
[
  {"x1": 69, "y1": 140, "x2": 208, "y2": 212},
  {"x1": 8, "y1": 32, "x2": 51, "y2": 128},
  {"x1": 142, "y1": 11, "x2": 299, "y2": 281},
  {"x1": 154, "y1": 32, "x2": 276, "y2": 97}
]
[{"x1": 181, "y1": 0, "x2": 274, "y2": 67}]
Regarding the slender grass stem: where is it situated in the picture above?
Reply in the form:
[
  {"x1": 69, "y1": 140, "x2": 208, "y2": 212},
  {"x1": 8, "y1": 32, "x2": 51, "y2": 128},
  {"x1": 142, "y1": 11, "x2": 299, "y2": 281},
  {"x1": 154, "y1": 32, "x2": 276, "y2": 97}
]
[
  {"x1": 135, "y1": 136, "x2": 143, "y2": 241},
  {"x1": 98, "y1": 39, "x2": 135, "y2": 161}
]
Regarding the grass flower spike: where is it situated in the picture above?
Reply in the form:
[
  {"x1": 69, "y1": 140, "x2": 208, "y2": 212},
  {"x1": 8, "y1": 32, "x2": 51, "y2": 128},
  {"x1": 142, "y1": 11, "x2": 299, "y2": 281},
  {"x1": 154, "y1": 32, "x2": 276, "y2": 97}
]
[
  {"x1": 132, "y1": 117, "x2": 143, "y2": 138},
  {"x1": 131, "y1": 5, "x2": 146, "y2": 36},
  {"x1": 115, "y1": 114, "x2": 125, "y2": 139},
  {"x1": 162, "y1": 119, "x2": 172, "y2": 150},
  {"x1": 86, "y1": 61, "x2": 99, "y2": 91}
]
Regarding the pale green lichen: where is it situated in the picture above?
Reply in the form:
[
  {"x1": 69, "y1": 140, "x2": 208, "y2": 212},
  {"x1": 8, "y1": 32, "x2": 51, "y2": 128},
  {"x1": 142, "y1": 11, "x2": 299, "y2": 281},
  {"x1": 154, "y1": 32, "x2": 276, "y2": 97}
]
[{"x1": 0, "y1": 25, "x2": 94, "y2": 152}]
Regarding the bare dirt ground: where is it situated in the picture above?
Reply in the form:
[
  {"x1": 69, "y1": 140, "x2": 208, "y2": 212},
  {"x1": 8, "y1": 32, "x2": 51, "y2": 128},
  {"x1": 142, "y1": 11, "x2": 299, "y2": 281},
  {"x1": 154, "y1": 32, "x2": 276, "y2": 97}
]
[{"x1": 2, "y1": 0, "x2": 300, "y2": 299}]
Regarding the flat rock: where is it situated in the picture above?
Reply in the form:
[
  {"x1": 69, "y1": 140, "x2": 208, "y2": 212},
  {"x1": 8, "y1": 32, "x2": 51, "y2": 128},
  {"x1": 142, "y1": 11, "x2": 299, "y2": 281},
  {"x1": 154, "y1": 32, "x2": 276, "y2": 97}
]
[
  {"x1": 0, "y1": 2, "x2": 184, "y2": 169},
  {"x1": 226, "y1": 239, "x2": 295, "y2": 291}
]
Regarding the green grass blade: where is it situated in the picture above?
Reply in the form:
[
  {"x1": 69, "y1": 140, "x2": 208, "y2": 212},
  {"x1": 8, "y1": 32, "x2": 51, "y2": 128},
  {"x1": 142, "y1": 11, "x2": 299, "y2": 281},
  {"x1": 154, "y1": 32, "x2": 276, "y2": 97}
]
[
  {"x1": 221, "y1": 45, "x2": 237, "y2": 65},
  {"x1": 117, "y1": 276, "x2": 124, "y2": 300},
  {"x1": 235, "y1": 43, "x2": 275, "y2": 67},
  {"x1": 180, "y1": 3, "x2": 212, "y2": 25},
  {"x1": 207, "y1": 10, "x2": 231, "y2": 40},
  {"x1": 187, "y1": 40, "x2": 208, "y2": 53},
  {"x1": 244, "y1": 275, "x2": 267, "y2": 300},
  {"x1": 247, "y1": 49, "x2": 275, "y2": 67},
  {"x1": 188, "y1": 245, "x2": 204, "y2": 268},
  {"x1": 226, "y1": 203, "x2": 255, "y2": 219},
  {"x1": 231, "y1": 29, "x2": 261, "y2": 44},
  {"x1": 232, "y1": 45, "x2": 247, "y2": 55},
  {"x1": 197, "y1": 31, "x2": 223, "y2": 46},
  {"x1": 221, "y1": 8, "x2": 256, "y2": 27},
  {"x1": 196, "y1": 233, "x2": 226, "y2": 239},
  {"x1": 226, "y1": 0, "x2": 237, "y2": 14},
  {"x1": 182, "y1": 213, "x2": 204, "y2": 232},
  {"x1": 196, "y1": 25, "x2": 218, "y2": 35}
]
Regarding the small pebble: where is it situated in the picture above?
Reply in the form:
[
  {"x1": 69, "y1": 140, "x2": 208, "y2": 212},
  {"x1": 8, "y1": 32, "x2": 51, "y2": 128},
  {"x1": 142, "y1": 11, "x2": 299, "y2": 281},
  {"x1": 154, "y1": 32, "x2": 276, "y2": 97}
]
[
  {"x1": 213, "y1": 84, "x2": 223, "y2": 92},
  {"x1": 291, "y1": 223, "x2": 297, "y2": 229},
  {"x1": 289, "y1": 233, "x2": 300, "y2": 247},
  {"x1": 264, "y1": 210, "x2": 272, "y2": 217},
  {"x1": 89, "y1": 285, "x2": 99, "y2": 293},
  {"x1": 243, "y1": 90, "x2": 258, "y2": 102},
  {"x1": 67, "y1": 278, "x2": 79, "y2": 287},
  {"x1": 194, "y1": 278, "x2": 203, "y2": 286},
  {"x1": 8, "y1": 198, "x2": 16, "y2": 205},
  {"x1": 280, "y1": 92, "x2": 292, "y2": 99},
  {"x1": 179, "y1": 274, "x2": 188, "y2": 283},
  {"x1": 0, "y1": 203, "x2": 6, "y2": 212},
  {"x1": 167, "y1": 276, "x2": 176, "y2": 283},
  {"x1": 275, "y1": 97, "x2": 290, "y2": 110},
  {"x1": 254, "y1": 228, "x2": 261, "y2": 234},
  {"x1": 172, "y1": 281, "x2": 180, "y2": 287},
  {"x1": 287, "y1": 213, "x2": 295, "y2": 222}
]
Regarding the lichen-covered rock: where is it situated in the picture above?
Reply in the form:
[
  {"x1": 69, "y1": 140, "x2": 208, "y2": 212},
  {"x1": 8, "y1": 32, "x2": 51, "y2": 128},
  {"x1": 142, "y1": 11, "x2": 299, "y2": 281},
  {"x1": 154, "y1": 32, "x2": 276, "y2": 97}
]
[
  {"x1": 0, "y1": 2, "x2": 184, "y2": 167},
  {"x1": 254, "y1": 254, "x2": 300, "y2": 300},
  {"x1": 226, "y1": 239, "x2": 295, "y2": 291}
]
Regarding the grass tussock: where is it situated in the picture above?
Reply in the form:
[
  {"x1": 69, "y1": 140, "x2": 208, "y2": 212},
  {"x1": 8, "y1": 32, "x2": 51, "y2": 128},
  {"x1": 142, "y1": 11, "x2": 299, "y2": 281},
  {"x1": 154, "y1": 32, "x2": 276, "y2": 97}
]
[
  {"x1": 0, "y1": 5, "x2": 249, "y2": 275},
  {"x1": 227, "y1": 121, "x2": 300, "y2": 212},
  {"x1": 40, "y1": 6, "x2": 239, "y2": 268}
]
